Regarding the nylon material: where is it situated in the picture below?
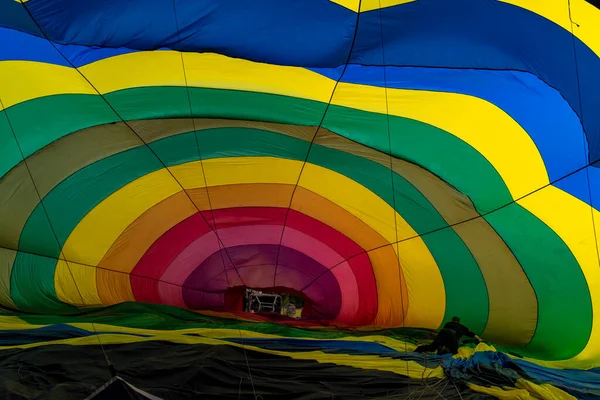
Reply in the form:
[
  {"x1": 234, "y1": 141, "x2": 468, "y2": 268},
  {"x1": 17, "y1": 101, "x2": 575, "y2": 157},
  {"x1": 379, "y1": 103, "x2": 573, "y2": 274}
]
[
  {"x1": 518, "y1": 186, "x2": 598, "y2": 362},
  {"x1": 197, "y1": 128, "x2": 308, "y2": 162},
  {"x1": 571, "y1": 0, "x2": 600, "y2": 58},
  {"x1": 291, "y1": 187, "x2": 390, "y2": 250},
  {"x1": 158, "y1": 278, "x2": 186, "y2": 309},
  {"x1": 453, "y1": 220, "x2": 537, "y2": 348},
  {"x1": 97, "y1": 269, "x2": 136, "y2": 306},
  {"x1": 128, "y1": 180, "x2": 395, "y2": 321},
  {"x1": 78, "y1": 50, "x2": 336, "y2": 101},
  {"x1": 95, "y1": 268, "x2": 135, "y2": 305},
  {"x1": 98, "y1": 191, "x2": 196, "y2": 274},
  {"x1": 207, "y1": 183, "x2": 294, "y2": 210},
  {"x1": 96, "y1": 192, "x2": 196, "y2": 303},
  {"x1": 354, "y1": 67, "x2": 589, "y2": 186},
  {"x1": 128, "y1": 118, "x2": 193, "y2": 143},
  {"x1": 313, "y1": 128, "x2": 390, "y2": 167},
  {"x1": 0, "y1": 248, "x2": 17, "y2": 309},
  {"x1": 202, "y1": 157, "x2": 302, "y2": 187},
  {"x1": 299, "y1": 163, "x2": 416, "y2": 245},
  {"x1": 18, "y1": 207, "x2": 61, "y2": 258},
  {"x1": 150, "y1": 132, "x2": 199, "y2": 167},
  {"x1": 333, "y1": 82, "x2": 550, "y2": 202},
  {"x1": 130, "y1": 118, "x2": 316, "y2": 144},
  {"x1": 61, "y1": 169, "x2": 182, "y2": 266},
  {"x1": 309, "y1": 140, "x2": 488, "y2": 320},
  {"x1": 11, "y1": 252, "x2": 74, "y2": 313},
  {"x1": 0, "y1": 88, "x2": 523, "y2": 214},
  {"x1": 395, "y1": 239, "x2": 445, "y2": 330},
  {"x1": 8, "y1": 95, "x2": 119, "y2": 162},
  {"x1": 54, "y1": 260, "x2": 101, "y2": 306},
  {"x1": 0, "y1": 61, "x2": 95, "y2": 111},
  {"x1": 133, "y1": 213, "x2": 214, "y2": 296},
  {"x1": 215, "y1": 225, "x2": 283, "y2": 250},
  {"x1": 78, "y1": 50, "x2": 186, "y2": 94},
  {"x1": 187, "y1": 189, "x2": 214, "y2": 213},
  {"x1": 390, "y1": 158, "x2": 478, "y2": 225},
  {"x1": 26, "y1": 123, "x2": 142, "y2": 198},
  {"x1": 0, "y1": 164, "x2": 43, "y2": 251},
  {"x1": 500, "y1": 0, "x2": 600, "y2": 58},
  {"x1": 183, "y1": 52, "x2": 336, "y2": 102},
  {"x1": 417, "y1": 228, "x2": 488, "y2": 334},
  {"x1": 34, "y1": 146, "x2": 163, "y2": 257},
  {"x1": 215, "y1": 224, "x2": 359, "y2": 322},
  {"x1": 367, "y1": 246, "x2": 407, "y2": 327},
  {"x1": 167, "y1": 161, "x2": 207, "y2": 189},
  {"x1": 485, "y1": 203, "x2": 591, "y2": 360},
  {"x1": 0, "y1": 113, "x2": 22, "y2": 179},
  {"x1": 323, "y1": 104, "x2": 512, "y2": 213},
  {"x1": 346, "y1": 253, "x2": 379, "y2": 325},
  {"x1": 331, "y1": 0, "x2": 415, "y2": 12},
  {"x1": 514, "y1": 378, "x2": 577, "y2": 400}
]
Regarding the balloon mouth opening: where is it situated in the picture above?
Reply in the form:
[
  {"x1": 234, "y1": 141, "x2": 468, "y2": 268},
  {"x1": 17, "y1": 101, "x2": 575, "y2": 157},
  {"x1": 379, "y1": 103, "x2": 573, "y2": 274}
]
[{"x1": 223, "y1": 286, "x2": 316, "y2": 321}]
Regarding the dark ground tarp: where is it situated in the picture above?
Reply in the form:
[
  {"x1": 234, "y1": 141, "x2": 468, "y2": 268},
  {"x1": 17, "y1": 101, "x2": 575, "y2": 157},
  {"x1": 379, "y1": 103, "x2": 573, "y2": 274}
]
[{"x1": 0, "y1": 341, "x2": 491, "y2": 400}]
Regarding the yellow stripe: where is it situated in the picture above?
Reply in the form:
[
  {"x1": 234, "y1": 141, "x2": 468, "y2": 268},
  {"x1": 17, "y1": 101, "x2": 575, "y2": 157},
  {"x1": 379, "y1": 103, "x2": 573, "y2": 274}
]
[
  {"x1": 0, "y1": 54, "x2": 549, "y2": 207},
  {"x1": 0, "y1": 331, "x2": 443, "y2": 378},
  {"x1": 59, "y1": 157, "x2": 444, "y2": 328},
  {"x1": 518, "y1": 186, "x2": 600, "y2": 365},
  {"x1": 332, "y1": 82, "x2": 549, "y2": 201},
  {"x1": 330, "y1": 0, "x2": 415, "y2": 12},
  {"x1": 168, "y1": 163, "x2": 206, "y2": 188},
  {"x1": 201, "y1": 156, "x2": 302, "y2": 187},
  {"x1": 298, "y1": 162, "x2": 444, "y2": 328},
  {"x1": 54, "y1": 260, "x2": 102, "y2": 305},
  {"x1": 61, "y1": 169, "x2": 182, "y2": 266},
  {"x1": 0, "y1": 61, "x2": 95, "y2": 110},
  {"x1": 500, "y1": 0, "x2": 600, "y2": 59},
  {"x1": 78, "y1": 51, "x2": 336, "y2": 102}
]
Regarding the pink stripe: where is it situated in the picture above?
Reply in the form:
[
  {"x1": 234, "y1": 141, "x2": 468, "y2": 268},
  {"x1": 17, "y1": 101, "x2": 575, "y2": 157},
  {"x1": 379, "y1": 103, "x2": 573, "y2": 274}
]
[
  {"x1": 158, "y1": 224, "x2": 359, "y2": 321},
  {"x1": 281, "y1": 228, "x2": 358, "y2": 323}
]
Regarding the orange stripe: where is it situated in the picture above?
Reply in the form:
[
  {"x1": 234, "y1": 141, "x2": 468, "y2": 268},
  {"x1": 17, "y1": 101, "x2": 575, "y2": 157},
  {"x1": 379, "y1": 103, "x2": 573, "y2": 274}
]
[
  {"x1": 96, "y1": 183, "x2": 408, "y2": 322},
  {"x1": 96, "y1": 191, "x2": 197, "y2": 303}
]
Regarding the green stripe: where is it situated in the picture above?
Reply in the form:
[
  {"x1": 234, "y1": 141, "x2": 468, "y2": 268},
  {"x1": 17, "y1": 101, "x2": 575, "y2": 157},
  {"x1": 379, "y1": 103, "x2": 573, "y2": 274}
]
[
  {"x1": 19, "y1": 146, "x2": 163, "y2": 259},
  {"x1": 4, "y1": 88, "x2": 591, "y2": 358},
  {"x1": 485, "y1": 204, "x2": 592, "y2": 360},
  {"x1": 3, "y1": 88, "x2": 509, "y2": 215},
  {"x1": 17, "y1": 127, "x2": 489, "y2": 334},
  {"x1": 323, "y1": 105, "x2": 512, "y2": 214},
  {"x1": 308, "y1": 144, "x2": 488, "y2": 333},
  {"x1": 6, "y1": 94, "x2": 118, "y2": 159},
  {"x1": 14, "y1": 301, "x2": 435, "y2": 342},
  {"x1": 11, "y1": 252, "x2": 76, "y2": 313},
  {"x1": 108, "y1": 86, "x2": 327, "y2": 126},
  {"x1": 0, "y1": 112, "x2": 23, "y2": 178}
]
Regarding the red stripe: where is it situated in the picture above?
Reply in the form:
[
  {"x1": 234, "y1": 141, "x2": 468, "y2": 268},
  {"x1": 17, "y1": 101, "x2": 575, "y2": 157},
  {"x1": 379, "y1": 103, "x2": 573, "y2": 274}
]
[
  {"x1": 131, "y1": 206, "x2": 378, "y2": 324},
  {"x1": 131, "y1": 213, "x2": 212, "y2": 303}
]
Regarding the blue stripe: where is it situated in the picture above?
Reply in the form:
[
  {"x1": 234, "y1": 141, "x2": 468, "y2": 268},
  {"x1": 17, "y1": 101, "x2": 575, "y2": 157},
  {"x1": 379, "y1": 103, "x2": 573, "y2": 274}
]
[
  {"x1": 22, "y1": 0, "x2": 356, "y2": 67},
  {"x1": 0, "y1": 27, "x2": 68, "y2": 65},
  {"x1": 335, "y1": 66, "x2": 588, "y2": 188},
  {"x1": 1, "y1": 0, "x2": 596, "y2": 164},
  {"x1": 0, "y1": 323, "x2": 150, "y2": 345},
  {"x1": 351, "y1": 0, "x2": 600, "y2": 163},
  {"x1": 223, "y1": 337, "x2": 400, "y2": 356},
  {"x1": 513, "y1": 359, "x2": 600, "y2": 397}
]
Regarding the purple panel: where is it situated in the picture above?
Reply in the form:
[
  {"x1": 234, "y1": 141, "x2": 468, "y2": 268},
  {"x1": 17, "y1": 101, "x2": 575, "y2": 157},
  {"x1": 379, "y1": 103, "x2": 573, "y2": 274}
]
[{"x1": 181, "y1": 244, "x2": 342, "y2": 319}]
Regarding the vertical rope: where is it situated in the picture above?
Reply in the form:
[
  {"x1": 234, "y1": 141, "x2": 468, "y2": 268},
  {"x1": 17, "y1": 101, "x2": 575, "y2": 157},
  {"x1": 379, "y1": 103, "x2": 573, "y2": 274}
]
[
  {"x1": 169, "y1": 1, "x2": 255, "y2": 397},
  {"x1": 376, "y1": 0, "x2": 411, "y2": 389},
  {"x1": 567, "y1": 0, "x2": 599, "y2": 350},
  {"x1": 0, "y1": 97, "x2": 114, "y2": 378}
]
